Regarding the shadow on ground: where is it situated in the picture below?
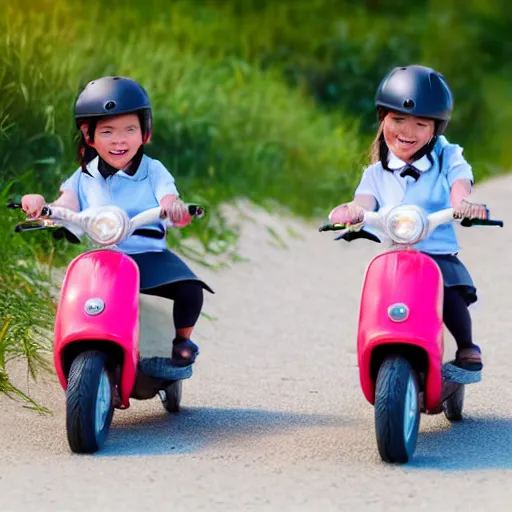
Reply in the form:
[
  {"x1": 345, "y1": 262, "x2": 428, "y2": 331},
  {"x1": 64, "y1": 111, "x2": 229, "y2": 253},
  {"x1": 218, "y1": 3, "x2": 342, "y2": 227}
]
[
  {"x1": 97, "y1": 405, "x2": 349, "y2": 457},
  {"x1": 409, "y1": 416, "x2": 512, "y2": 471}
]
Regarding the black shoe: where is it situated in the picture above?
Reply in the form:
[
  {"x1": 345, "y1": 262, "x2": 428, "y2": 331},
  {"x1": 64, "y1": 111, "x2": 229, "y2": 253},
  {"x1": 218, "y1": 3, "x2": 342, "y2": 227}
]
[{"x1": 171, "y1": 337, "x2": 199, "y2": 367}]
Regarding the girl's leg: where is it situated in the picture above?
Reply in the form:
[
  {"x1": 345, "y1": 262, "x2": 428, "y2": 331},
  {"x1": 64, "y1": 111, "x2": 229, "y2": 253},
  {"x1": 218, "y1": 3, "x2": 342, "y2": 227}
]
[
  {"x1": 141, "y1": 280, "x2": 204, "y2": 366},
  {"x1": 156, "y1": 280, "x2": 204, "y2": 367},
  {"x1": 443, "y1": 286, "x2": 482, "y2": 371},
  {"x1": 169, "y1": 280, "x2": 204, "y2": 339}
]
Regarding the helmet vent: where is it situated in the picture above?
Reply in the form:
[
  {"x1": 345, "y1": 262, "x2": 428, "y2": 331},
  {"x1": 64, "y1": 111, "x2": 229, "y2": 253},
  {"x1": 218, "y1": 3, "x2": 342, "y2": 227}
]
[
  {"x1": 105, "y1": 101, "x2": 116, "y2": 110},
  {"x1": 403, "y1": 98, "x2": 415, "y2": 109}
]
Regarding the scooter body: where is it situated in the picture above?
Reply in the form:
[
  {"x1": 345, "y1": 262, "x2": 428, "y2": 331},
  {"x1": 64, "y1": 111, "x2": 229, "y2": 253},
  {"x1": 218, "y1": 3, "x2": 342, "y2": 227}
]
[
  {"x1": 357, "y1": 248, "x2": 444, "y2": 411},
  {"x1": 54, "y1": 249, "x2": 140, "y2": 409}
]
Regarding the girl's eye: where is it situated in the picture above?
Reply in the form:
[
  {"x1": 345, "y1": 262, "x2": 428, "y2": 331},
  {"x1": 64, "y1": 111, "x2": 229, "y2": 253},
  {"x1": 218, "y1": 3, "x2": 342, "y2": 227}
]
[{"x1": 100, "y1": 131, "x2": 111, "y2": 135}]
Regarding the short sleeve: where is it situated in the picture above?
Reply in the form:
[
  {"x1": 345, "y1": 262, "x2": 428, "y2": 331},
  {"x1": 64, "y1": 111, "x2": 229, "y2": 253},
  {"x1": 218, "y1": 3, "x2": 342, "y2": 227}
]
[
  {"x1": 354, "y1": 165, "x2": 379, "y2": 198},
  {"x1": 444, "y1": 144, "x2": 474, "y2": 187},
  {"x1": 149, "y1": 159, "x2": 179, "y2": 201},
  {"x1": 59, "y1": 168, "x2": 81, "y2": 195}
]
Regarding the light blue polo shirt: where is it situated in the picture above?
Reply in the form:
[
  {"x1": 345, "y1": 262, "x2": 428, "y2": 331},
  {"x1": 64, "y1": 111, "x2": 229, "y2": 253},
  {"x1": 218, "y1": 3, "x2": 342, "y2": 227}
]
[
  {"x1": 354, "y1": 136, "x2": 474, "y2": 254},
  {"x1": 59, "y1": 155, "x2": 179, "y2": 254}
]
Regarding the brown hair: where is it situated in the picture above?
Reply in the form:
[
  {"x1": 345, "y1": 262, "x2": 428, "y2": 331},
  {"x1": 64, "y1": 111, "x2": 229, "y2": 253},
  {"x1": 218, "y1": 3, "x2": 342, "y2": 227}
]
[
  {"x1": 76, "y1": 120, "x2": 98, "y2": 175},
  {"x1": 369, "y1": 108, "x2": 389, "y2": 166},
  {"x1": 369, "y1": 123, "x2": 384, "y2": 165}
]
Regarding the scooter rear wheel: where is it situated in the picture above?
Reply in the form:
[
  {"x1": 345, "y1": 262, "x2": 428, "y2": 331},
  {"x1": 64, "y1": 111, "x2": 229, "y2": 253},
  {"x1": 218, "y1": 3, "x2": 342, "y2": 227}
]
[
  {"x1": 66, "y1": 350, "x2": 114, "y2": 454},
  {"x1": 374, "y1": 356, "x2": 420, "y2": 464},
  {"x1": 159, "y1": 380, "x2": 183, "y2": 413},
  {"x1": 443, "y1": 384, "x2": 465, "y2": 422}
]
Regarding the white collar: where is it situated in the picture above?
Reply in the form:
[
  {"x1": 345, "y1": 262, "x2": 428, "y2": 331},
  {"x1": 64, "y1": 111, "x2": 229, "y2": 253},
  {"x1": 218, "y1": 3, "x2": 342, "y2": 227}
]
[{"x1": 387, "y1": 150, "x2": 432, "y2": 172}]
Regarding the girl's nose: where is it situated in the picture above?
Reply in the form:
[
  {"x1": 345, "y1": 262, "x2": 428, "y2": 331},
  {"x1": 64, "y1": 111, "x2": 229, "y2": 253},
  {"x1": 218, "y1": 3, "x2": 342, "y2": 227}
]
[{"x1": 400, "y1": 124, "x2": 414, "y2": 138}]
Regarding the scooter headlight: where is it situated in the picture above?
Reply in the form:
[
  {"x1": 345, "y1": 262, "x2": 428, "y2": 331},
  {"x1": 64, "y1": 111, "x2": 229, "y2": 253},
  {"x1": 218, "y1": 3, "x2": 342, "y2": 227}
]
[
  {"x1": 385, "y1": 205, "x2": 427, "y2": 245},
  {"x1": 87, "y1": 209, "x2": 127, "y2": 245}
]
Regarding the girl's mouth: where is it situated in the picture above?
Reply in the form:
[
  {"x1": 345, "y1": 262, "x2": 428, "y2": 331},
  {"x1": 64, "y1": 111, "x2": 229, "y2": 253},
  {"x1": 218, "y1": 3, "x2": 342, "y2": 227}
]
[
  {"x1": 109, "y1": 149, "x2": 129, "y2": 156},
  {"x1": 397, "y1": 137, "x2": 416, "y2": 145}
]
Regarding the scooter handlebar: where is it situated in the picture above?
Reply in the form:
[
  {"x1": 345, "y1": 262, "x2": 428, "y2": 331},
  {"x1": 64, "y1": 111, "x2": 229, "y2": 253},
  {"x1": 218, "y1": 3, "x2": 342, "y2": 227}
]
[
  {"x1": 319, "y1": 206, "x2": 504, "y2": 236},
  {"x1": 460, "y1": 217, "x2": 504, "y2": 227},
  {"x1": 7, "y1": 202, "x2": 206, "y2": 243}
]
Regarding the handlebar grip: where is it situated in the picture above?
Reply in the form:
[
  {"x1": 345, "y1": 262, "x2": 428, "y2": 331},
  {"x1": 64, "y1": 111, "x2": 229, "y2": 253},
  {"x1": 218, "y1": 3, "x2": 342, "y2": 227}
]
[
  {"x1": 460, "y1": 218, "x2": 504, "y2": 227},
  {"x1": 187, "y1": 204, "x2": 205, "y2": 218},
  {"x1": 14, "y1": 222, "x2": 46, "y2": 233},
  {"x1": 6, "y1": 202, "x2": 52, "y2": 217},
  {"x1": 318, "y1": 223, "x2": 347, "y2": 232}
]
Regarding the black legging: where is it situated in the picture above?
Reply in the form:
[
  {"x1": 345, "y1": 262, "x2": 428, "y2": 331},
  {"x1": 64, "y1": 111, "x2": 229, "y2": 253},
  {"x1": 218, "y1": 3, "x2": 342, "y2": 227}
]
[
  {"x1": 141, "y1": 280, "x2": 204, "y2": 329},
  {"x1": 443, "y1": 286, "x2": 473, "y2": 350}
]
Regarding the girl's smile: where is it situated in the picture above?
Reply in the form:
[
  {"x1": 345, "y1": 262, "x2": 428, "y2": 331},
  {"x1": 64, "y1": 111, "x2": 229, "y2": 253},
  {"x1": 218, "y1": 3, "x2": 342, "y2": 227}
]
[
  {"x1": 85, "y1": 114, "x2": 143, "y2": 170},
  {"x1": 383, "y1": 113, "x2": 435, "y2": 162}
]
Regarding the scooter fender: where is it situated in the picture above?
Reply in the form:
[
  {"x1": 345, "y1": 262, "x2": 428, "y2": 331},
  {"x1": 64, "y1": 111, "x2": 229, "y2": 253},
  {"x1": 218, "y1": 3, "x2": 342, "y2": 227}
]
[
  {"x1": 54, "y1": 249, "x2": 140, "y2": 408},
  {"x1": 357, "y1": 250, "x2": 444, "y2": 410}
]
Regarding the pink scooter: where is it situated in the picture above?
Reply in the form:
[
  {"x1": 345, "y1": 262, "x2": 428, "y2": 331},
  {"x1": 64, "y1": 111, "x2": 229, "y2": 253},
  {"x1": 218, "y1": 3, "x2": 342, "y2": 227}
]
[
  {"x1": 320, "y1": 205, "x2": 502, "y2": 463},
  {"x1": 9, "y1": 201, "x2": 204, "y2": 454}
]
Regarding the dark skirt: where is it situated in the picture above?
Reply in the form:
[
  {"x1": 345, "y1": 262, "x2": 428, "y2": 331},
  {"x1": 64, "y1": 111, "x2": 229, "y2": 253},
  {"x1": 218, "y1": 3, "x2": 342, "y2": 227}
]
[
  {"x1": 129, "y1": 250, "x2": 214, "y2": 294},
  {"x1": 425, "y1": 253, "x2": 477, "y2": 305}
]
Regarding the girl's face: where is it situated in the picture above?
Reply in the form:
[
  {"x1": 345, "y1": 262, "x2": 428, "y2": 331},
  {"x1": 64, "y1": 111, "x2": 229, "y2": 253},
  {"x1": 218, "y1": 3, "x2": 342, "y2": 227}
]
[
  {"x1": 382, "y1": 112, "x2": 435, "y2": 162},
  {"x1": 86, "y1": 114, "x2": 143, "y2": 169}
]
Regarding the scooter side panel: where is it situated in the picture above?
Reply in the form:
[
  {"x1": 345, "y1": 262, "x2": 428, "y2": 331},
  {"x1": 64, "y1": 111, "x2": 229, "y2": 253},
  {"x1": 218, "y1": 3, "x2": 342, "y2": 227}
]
[
  {"x1": 54, "y1": 250, "x2": 140, "y2": 406},
  {"x1": 357, "y1": 250, "x2": 444, "y2": 409}
]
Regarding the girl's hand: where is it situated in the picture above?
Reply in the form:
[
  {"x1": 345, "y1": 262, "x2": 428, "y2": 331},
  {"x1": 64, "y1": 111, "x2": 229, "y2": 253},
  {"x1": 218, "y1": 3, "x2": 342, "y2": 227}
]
[
  {"x1": 21, "y1": 194, "x2": 46, "y2": 218},
  {"x1": 328, "y1": 202, "x2": 366, "y2": 225},
  {"x1": 453, "y1": 199, "x2": 488, "y2": 220},
  {"x1": 160, "y1": 195, "x2": 192, "y2": 227}
]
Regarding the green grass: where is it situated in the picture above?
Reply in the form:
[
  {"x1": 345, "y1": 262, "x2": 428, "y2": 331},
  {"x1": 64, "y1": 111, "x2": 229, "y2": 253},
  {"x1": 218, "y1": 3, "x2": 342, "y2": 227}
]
[
  {"x1": 0, "y1": 181, "x2": 55, "y2": 410},
  {"x1": 1, "y1": 0, "x2": 511, "y2": 405}
]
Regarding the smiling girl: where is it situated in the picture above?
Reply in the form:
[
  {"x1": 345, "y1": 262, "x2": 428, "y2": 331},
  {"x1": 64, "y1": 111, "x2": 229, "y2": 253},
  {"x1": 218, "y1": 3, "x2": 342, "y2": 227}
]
[
  {"x1": 21, "y1": 76, "x2": 212, "y2": 368},
  {"x1": 328, "y1": 65, "x2": 489, "y2": 372}
]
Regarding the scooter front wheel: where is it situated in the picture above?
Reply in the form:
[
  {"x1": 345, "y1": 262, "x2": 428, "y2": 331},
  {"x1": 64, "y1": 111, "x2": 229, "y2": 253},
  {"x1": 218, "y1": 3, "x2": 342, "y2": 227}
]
[
  {"x1": 66, "y1": 350, "x2": 114, "y2": 454},
  {"x1": 374, "y1": 356, "x2": 420, "y2": 464}
]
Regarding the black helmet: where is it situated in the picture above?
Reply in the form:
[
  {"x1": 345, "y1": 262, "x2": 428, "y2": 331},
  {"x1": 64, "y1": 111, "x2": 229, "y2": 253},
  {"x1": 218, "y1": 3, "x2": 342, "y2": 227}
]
[
  {"x1": 375, "y1": 65, "x2": 453, "y2": 135},
  {"x1": 74, "y1": 76, "x2": 152, "y2": 138}
]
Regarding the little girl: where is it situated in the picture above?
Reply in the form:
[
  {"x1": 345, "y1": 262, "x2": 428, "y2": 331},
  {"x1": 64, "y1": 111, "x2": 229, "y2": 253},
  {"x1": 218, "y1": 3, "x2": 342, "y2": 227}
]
[
  {"x1": 329, "y1": 65, "x2": 488, "y2": 371},
  {"x1": 22, "y1": 76, "x2": 212, "y2": 368}
]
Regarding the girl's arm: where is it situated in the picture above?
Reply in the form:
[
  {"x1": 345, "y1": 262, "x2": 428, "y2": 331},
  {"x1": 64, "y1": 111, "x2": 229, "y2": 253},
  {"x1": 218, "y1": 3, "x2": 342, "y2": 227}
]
[
  {"x1": 50, "y1": 190, "x2": 80, "y2": 212},
  {"x1": 329, "y1": 194, "x2": 377, "y2": 225},
  {"x1": 450, "y1": 178, "x2": 472, "y2": 208},
  {"x1": 450, "y1": 178, "x2": 488, "y2": 219},
  {"x1": 353, "y1": 194, "x2": 377, "y2": 211}
]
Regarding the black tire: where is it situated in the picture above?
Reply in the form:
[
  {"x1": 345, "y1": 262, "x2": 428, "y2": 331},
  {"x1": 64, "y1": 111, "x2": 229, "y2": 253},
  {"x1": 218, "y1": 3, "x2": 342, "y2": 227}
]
[
  {"x1": 374, "y1": 356, "x2": 420, "y2": 463},
  {"x1": 160, "y1": 380, "x2": 182, "y2": 413},
  {"x1": 66, "y1": 351, "x2": 114, "y2": 454},
  {"x1": 443, "y1": 384, "x2": 465, "y2": 422}
]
